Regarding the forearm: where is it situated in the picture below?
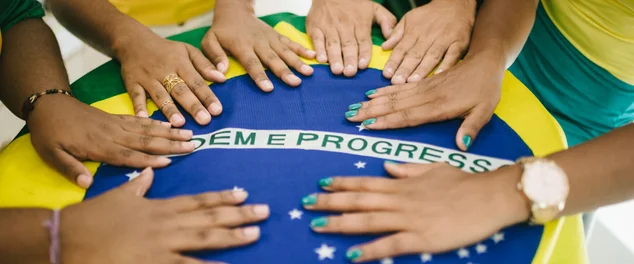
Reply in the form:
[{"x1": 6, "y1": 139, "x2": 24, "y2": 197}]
[
  {"x1": 464, "y1": 0, "x2": 538, "y2": 69},
  {"x1": 47, "y1": 0, "x2": 157, "y2": 59},
  {"x1": 0, "y1": 209, "x2": 52, "y2": 264},
  {"x1": 0, "y1": 19, "x2": 70, "y2": 119}
]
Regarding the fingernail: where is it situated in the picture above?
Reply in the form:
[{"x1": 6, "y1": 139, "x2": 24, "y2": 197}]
[
  {"x1": 259, "y1": 80, "x2": 274, "y2": 91},
  {"x1": 301, "y1": 64, "x2": 314, "y2": 74},
  {"x1": 217, "y1": 62, "x2": 228, "y2": 73},
  {"x1": 384, "y1": 160, "x2": 399, "y2": 165},
  {"x1": 363, "y1": 118, "x2": 377, "y2": 126},
  {"x1": 302, "y1": 194, "x2": 317, "y2": 206},
  {"x1": 179, "y1": 129, "x2": 193, "y2": 138},
  {"x1": 182, "y1": 141, "x2": 196, "y2": 149},
  {"x1": 345, "y1": 64, "x2": 355, "y2": 72},
  {"x1": 157, "y1": 156, "x2": 172, "y2": 164},
  {"x1": 232, "y1": 190, "x2": 249, "y2": 201},
  {"x1": 242, "y1": 226, "x2": 260, "y2": 239},
  {"x1": 408, "y1": 73, "x2": 421, "y2": 82},
  {"x1": 310, "y1": 217, "x2": 328, "y2": 228},
  {"x1": 209, "y1": 103, "x2": 223, "y2": 115},
  {"x1": 359, "y1": 58, "x2": 368, "y2": 67},
  {"x1": 307, "y1": 50, "x2": 317, "y2": 57},
  {"x1": 345, "y1": 110, "x2": 358, "y2": 118},
  {"x1": 210, "y1": 70, "x2": 226, "y2": 81},
  {"x1": 318, "y1": 177, "x2": 334, "y2": 187},
  {"x1": 392, "y1": 75, "x2": 404, "y2": 83},
  {"x1": 137, "y1": 110, "x2": 148, "y2": 118},
  {"x1": 463, "y1": 135, "x2": 473, "y2": 149},
  {"x1": 285, "y1": 74, "x2": 302, "y2": 85},
  {"x1": 76, "y1": 174, "x2": 93, "y2": 188},
  {"x1": 349, "y1": 103, "x2": 362, "y2": 110},
  {"x1": 318, "y1": 54, "x2": 328, "y2": 63},
  {"x1": 332, "y1": 62, "x2": 344, "y2": 73},
  {"x1": 434, "y1": 69, "x2": 444, "y2": 75},
  {"x1": 346, "y1": 248, "x2": 363, "y2": 261},
  {"x1": 161, "y1": 121, "x2": 172, "y2": 127},
  {"x1": 387, "y1": 27, "x2": 393, "y2": 36},
  {"x1": 170, "y1": 114, "x2": 185, "y2": 125},
  {"x1": 365, "y1": 89, "x2": 377, "y2": 97},
  {"x1": 385, "y1": 68, "x2": 394, "y2": 75},
  {"x1": 196, "y1": 111, "x2": 211, "y2": 122},
  {"x1": 141, "y1": 167, "x2": 153, "y2": 174},
  {"x1": 253, "y1": 205, "x2": 270, "y2": 217}
]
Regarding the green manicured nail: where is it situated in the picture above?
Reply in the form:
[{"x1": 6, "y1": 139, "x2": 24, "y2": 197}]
[
  {"x1": 463, "y1": 135, "x2": 473, "y2": 149},
  {"x1": 349, "y1": 103, "x2": 362, "y2": 110},
  {"x1": 319, "y1": 177, "x2": 334, "y2": 187},
  {"x1": 346, "y1": 248, "x2": 363, "y2": 260},
  {"x1": 302, "y1": 194, "x2": 317, "y2": 206},
  {"x1": 362, "y1": 118, "x2": 376, "y2": 125},
  {"x1": 310, "y1": 217, "x2": 328, "y2": 228},
  {"x1": 365, "y1": 89, "x2": 377, "y2": 96},
  {"x1": 345, "y1": 110, "x2": 358, "y2": 118},
  {"x1": 384, "y1": 160, "x2": 398, "y2": 164}
]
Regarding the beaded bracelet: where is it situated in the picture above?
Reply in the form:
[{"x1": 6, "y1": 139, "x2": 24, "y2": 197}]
[
  {"x1": 21, "y1": 89, "x2": 74, "y2": 120},
  {"x1": 43, "y1": 209, "x2": 61, "y2": 264}
]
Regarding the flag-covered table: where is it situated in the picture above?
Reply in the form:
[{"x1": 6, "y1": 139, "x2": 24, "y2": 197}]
[{"x1": 0, "y1": 13, "x2": 586, "y2": 264}]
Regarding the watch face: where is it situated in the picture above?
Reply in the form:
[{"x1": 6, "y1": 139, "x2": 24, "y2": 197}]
[{"x1": 522, "y1": 160, "x2": 569, "y2": 205}]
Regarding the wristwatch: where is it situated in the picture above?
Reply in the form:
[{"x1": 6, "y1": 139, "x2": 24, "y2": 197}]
[{"x1": 516, "y1": 157, "x2": 570, "y2": 225}]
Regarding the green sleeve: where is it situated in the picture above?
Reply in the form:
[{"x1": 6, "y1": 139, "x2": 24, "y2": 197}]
[{"x1": 0, "y1": 0, "x2": 45, "y2": 32}]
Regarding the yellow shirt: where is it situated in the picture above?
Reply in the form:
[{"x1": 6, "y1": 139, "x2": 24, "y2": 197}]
[
  {"x1": 110, "y1": 0, "x2": 215, "y2": 26},
  {"x1": 543, "y1": 0, "x2": 634, "y2": 85}
]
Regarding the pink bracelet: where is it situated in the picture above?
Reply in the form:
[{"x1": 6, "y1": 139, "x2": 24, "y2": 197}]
[{"x1": 43, "y1": 209, "x2": 61, "y2": 264}]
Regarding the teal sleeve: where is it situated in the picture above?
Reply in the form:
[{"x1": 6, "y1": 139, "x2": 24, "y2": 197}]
[{"x1": 0, "y1": 0, "x2": 45, "y2": 32}]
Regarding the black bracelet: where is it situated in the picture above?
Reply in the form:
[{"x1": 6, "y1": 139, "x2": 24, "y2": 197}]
[{"x1": 21, "y1": 89, "x2": 74, "y2": 120}]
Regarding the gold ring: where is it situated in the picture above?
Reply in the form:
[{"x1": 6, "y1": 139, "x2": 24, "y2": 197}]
[
  {"x1": 159, "y1": 100, "x2": 174, "y2": 110},
  {"x1": 162, "y1": 73, "x2": 185, "y2": 94}
]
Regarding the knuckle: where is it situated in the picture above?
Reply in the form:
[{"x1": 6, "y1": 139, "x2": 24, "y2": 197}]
[
  {"x1": 191, "y1": 194, "x2": 208, "y2": 209},
  {"x1": 426, "y1": 49, "x2": 442, "y2": 60},
  {"x1": 220, "y1": 191, "x2": 236, "y2": 203},
  {"x1": 388, "y1": 93, "x2": 399, "y2": 111},
  {"x1": 119, "y1": 148, "x2": 133, "y2": 158},
  {"x1": 189, "y1": 102, "x2": 204, "y2": 113},
  {"x1": 191, "y1": 80, "x2": 208, "y2": 92},
  {"x1": 266, "y1": 52, "x2": 278, "y2": 61},
  {"x1": 196, "y1": 229, "x2": 212, "y2": 241},
  {"x1": 327, "y1": 38, "x2": 340, "y2": 47},
  {"x1": 405, "y1": 51, "x2": 423, "y2": 60},
  {"x1": 140, "y1": 124, "x2": 152, "y2": 134},
  {"x1": 245, "y1": 58, "x2": 260, "y2": 69},
  {"x1": 400, "y1": 109, "x2": 412, "y2": 124},
  {"x1": 342, "y1": 40, "x2": 356, "y2": 48},
  {"x1": 203, "y1": 210, "x2": 219, "y2": 225},
  {"x1": 172, "y1": 84, "x2": 189, "y2": 97},
  {"x1": 138, "y1": 136, "x2": 153, "y2": 148}
]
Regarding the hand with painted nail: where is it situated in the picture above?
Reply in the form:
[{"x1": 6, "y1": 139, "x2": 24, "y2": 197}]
[
  {"x1": 61, "y1": 168, "x2": 270, "y2": 264},
  {"x1": 306, "y1": 0, "x2": 396, "y2": 77},
  {"x1": 204, "y1": 1, "x2": 316, "y2": 93},
  {"x1": 27, "y1": 95, "x2": 196, "y2": 188},
  {"x1": 302, "y1": 162, "x2": 529, "y2": 262},
  {"x1": 345, "y1": 59, "x2": 503, "y2": 151},
  {"x1": 381, "y1": 0, "x2": 476, "y2": 84},
  {"x1": 117, "y1": 34, "x2": 227, "y2": 127}
]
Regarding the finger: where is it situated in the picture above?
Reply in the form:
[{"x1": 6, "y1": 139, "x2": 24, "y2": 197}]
[
  {"x1": 201, "y1": 32, "x2": 230, "y2": 74},
  {"x1": 302, "y1": 192, "x2": 401, "y2": 212},
  {"x1": 317, "y1": 176, "x2": 400, "y2": 192},
  {"x1": 116, "y1": 167, "x2": 154, "y2": 197},
  {"x1": 456, "y1": 107, "x2": 493, "y2": 151},
  {"x1": 347, "y1": 232, "x2": 424, "y2": 262},
  {"x1": 115, "y1": 131, "x2": 195, "y2": 155},
  {"x1": 49, "y1": 149, "x2": 93, "y2": 189},
  {"x1": 186, "y1": 45, "x2": 226, "y2": 83},
  {"x1": 174, "y1": 205, "x2": 270, "y2": 229},
  {"x1": 179, "y1": 66, "x2": 223, "y2": 116},
  {"x1": 170, "y1": 226, "x2": 260, "y2": 251},
  {"x1": 325, "y1": 30, "x2": 344, "y2": 75},
  {"x1": 169, "y1": 80, "x2": 211, "y2": 125},
  {"x1": 434, "y1": 42, "x2": 467, "y2": 75},
  {"x1": 308, "y1": 27, "x2": 328, "y2": 63},
  {"x1": 170, "y1": 256, "x2": 225, "y2": 264},
  {"x1": 383, "y1": 35, "x2": 416, "y2": 79},
  {"x1": 162, "y1": 190, "x2": 249, "y2": 212},
  {"x1": 309, "y1": 212, "x2": 406, "y2": 234},
  {"x1": 365, "y1": 82, "x2": 417, "y2": 99},
  {"x1": 355, "y1": 25, "x2": 373, "y2": 70},
  {"x1": 235, "y1": 51, "x2": 274, "y2": 92},
  {"x1": 373, "y1": 3, "x2": 397, "y2": 39},
  {"x1": 363, "y1": 103, "x2": 451, "y2": 130},
  {"x1": 384, "y1": 162, "x2": 446, "y2": 178},
  {"x1": 339, "y1": 29, "x2": 359, "y2": 77},
  {"x1": 145, "y1": 81, "x2": 185, "y2": 127},
  {"x1": 392, "y1": 40, "x2": 432, "y2": 84},
  {"x1": 126, "y1": 83, "x2": 148, "y2": 118},
  {"x1": 256, "y1": 45, "x2": 302, "y2": 87},
  {"x1": 346, "y1": 88, "x2": 422, "y2": 122},
  {"x1": 88, "y1": 143, "x2": 172, "y2": 168},
  {"x1": 380, "y1": 20, "x2": 404, "y2": 51},
  {"x1": 410, "y1": 42, "x2": 447, "y2": 81},
  {"x1": 272, "y1": 38, "x2": 314, "y2": 77},
  {"x1": 118, "y1": 115, "x2": 194, "y2": 141},
  {"x1": 279, "y1": 34, "x2": 316, "y2": 59}
]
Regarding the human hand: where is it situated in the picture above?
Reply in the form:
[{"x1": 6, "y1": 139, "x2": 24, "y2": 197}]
[
  {"x1": 302, "y1": 162, "x2": 529, "y2": 262},
  {"x1": 203, "y1": 3, "x2": 316, "y2": 92},
  {"x1": 345, "y1": 58, "x2": 504, "y2": 151},
  {"x1": 306, "y1": 0, "x2": 396, "y2": 77},
  {"x1": 117, "y1": 33, "x2": 226, "y2": 127},
  {"x1": 27, "y1": 95, "x2": 195, "y2": 188},
  {"x1": 382, "y1": 0, "x2": 476, "y2": 84},
  {"x1": 61, "y1": 168, "x2": 270, "y2": 264}
]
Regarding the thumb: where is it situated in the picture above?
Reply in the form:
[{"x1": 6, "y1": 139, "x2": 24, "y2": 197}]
[
  {"x1": 373, "y1": 3, "x2": 397, "y2": 39},
  {"x1": 456, "y1": 108, "x2": 493, "y2": 151},
  {"x1": 49, "y1": 149, "x2": 93, "y2": 189},
  {"x1": 118, "y1": 167, "x2": 154, "y2": 197},
  {"x1": 384, "y1": 161, "x2": 444, "y2": 178},
  {"x1": 380, "y1": 19, "x2": 404, "y2": 50}
]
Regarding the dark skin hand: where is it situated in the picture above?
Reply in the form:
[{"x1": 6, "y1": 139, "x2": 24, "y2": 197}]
[
  {"x1": 0, "y1": 168, "x2": 270, "y2": 264},
  {"x1": 0, "y1": 19, "x2": 195, "y2": 188}
]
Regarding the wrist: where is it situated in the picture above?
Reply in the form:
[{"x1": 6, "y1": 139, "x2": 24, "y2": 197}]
[
  {"x1": 463, "y1": 48, "x2": 507, "y2": 73},
  {"x1": 486, "y1": 165, "x2": 531, "y2": 226},
  {"x1": 111, "y1": 25, "x2": 161, "y2": 61},
  {"x1": 215, "y1": 0, "x2": 254, "y2": 14},
  {"x1": 26, "y1": 93, "x2": 77, "y2": 124}
]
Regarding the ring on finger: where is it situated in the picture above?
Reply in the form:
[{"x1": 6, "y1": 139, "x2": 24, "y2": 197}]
[
  {"x1": 162, "y1": 73, "x2": 185, "y2": 94},
  {"x1": 159, "y1": 100, "x2": 174, "y2": 111}
]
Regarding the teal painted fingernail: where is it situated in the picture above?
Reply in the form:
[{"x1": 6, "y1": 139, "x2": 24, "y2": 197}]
[
  {"x1": 302, "y1": 194, "x2": 317, "y2": 206},
  {"x1": 345, "y1": 110, "x2": 358, "y2": 118},
  {"x1": 349, "y1": 103, "x2": 362, "y2": 110},
  {"x1": 384, "y1": 160, "x2": 398, "y2": 164},
  {"x1": 310, "y1": 217, "x2": 328, "y2": 228},
  {"x1": 319, "y1": 177, "x2": 334, "y2": 187},
  {"x1": 362, "y1": 118, "x2": 376, "y2": 125},
  {"x1": 346, "y1": 248, "x2": 363, "y2": 261},
  {"x1": 365, "y1": 89, "x2": 377, "y2": 96},
  {"x1": 463, "y1": 135, "x2": 473, "y2": 149}
]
